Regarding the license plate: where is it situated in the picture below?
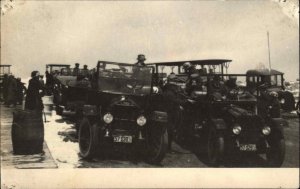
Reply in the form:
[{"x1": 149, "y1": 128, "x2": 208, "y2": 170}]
[
  {"x1": 113, "y1": 135, "x2": 132, "y2": 143},
  {"x1": 239, "y1": 144, "x2": 257, "y2": 151}
]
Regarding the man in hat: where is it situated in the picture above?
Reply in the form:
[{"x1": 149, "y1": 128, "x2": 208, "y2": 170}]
[
  {"x1": 135, "y1": 54, "x2": 146, "y2": 66},
  {"x1": 82, "y1": 64, "x2": 89, "y2": 77},
  {"x1": 25, "y1": 71, "x2": 45, "y2": 111},
  {"x1": 132, "y1": 54, "x2": 148, "y2": 79},
  {"x1": 73, "y1": 63, "x2": 80, "y2": 76}
]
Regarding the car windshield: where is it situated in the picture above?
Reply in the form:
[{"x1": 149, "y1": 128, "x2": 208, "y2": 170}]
[{"x1": 97, "y1": 63, "x2": 153, "y2": 95}]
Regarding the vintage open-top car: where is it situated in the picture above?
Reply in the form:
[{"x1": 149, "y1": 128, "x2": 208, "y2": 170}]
[
  {"x1": 45, "y1": 63, "x2": 94, "y2": 116},
  {"x1": 75, "y1": 61, "x2": 169, "y2": 164},
  {"x1": 246, "y1": 69, "x2": 295, "y2": 112},
  {"x1": 150, "y1": 59, "x2": 287, "y2": 167}
]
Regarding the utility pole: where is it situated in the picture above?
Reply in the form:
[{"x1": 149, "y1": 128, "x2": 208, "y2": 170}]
[{"x1": 267, "y1": 31, "x2": 272, "y2": 72}]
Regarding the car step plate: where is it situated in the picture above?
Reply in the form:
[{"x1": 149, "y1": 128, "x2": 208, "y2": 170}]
[
  {"x1": 113, "y1": 135, "x2": 133, "y2": 143},
  {"x1": 239, "y1": 144, "x2": 257, "y2": 151}
]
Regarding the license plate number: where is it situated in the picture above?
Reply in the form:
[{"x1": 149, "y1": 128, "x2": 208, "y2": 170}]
[
  {"x1": 239, "y1": 144, "x2": 257, "y2": 151},
  {"x1": 113, "y1": 136, "x2": 132, "y2": 143}
]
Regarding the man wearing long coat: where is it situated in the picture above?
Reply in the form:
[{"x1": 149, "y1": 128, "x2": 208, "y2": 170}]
[{"x1": 25, "y1": 71, "x2": 44, "y2": 111}]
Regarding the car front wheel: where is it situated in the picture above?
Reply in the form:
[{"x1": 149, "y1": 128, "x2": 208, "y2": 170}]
[
  {"x1": 207, "y1": 128, "x2": 225, "y2": 167},
  {"x1": 79, "y1": 117, "x2": 99, "y2": 159},
  {"x1": 266, "y1": 138, "x2": 285, "y2": 167},
  {"x1": 146, "y1": 127, "x2": 168, "y2": 164}
]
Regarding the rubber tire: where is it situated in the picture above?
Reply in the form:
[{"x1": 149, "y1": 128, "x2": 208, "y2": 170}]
[
  {"x1": 79, "y1": 117, "x2": 99, "y2": 159},
  {"x1": 280, "y1": 91, "x2": 295, "y2": 111},
  {"x1": 147, "y1": 128, "x2": 168, "y2": 164},
  {"x1": 266, "y1": 139, "x2": 285, "y2": 167},
  {"x1": 207, "y1": 128, "x2": 225, "y2": 167}
]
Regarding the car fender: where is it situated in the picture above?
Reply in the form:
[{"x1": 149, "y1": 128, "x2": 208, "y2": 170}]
[
  {"x1": 210, "y1": 119, "x2": 227, "y2": 130},
  {"x1": 270, "y1": 118, "x2": 287, "y2": 139}
]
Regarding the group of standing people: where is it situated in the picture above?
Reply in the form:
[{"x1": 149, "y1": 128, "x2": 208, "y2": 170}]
[
  {"x1": 2, "y1": 74, "x2": 26, "y2": 107},
  {"x1": 2, "y1": 71, "x2": 45, "y2": 112}
]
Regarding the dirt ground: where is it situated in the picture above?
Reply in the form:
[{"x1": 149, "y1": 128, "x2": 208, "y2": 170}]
[{"x1": 1, "y1": 104, "x2": 299, "y2": 168}]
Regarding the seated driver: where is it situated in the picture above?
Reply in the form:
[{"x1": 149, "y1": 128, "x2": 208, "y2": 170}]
[
  {"x1": 208, "y1": 75, "x2": 227, "y2": 95},
  {"x1": 225, "y1": 75, "x2": 238, "y2": 89}
]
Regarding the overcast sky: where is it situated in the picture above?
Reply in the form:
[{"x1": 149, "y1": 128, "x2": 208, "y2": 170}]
[{"x1": 1, "y1": 0, "x2": 299, "y2": 80}]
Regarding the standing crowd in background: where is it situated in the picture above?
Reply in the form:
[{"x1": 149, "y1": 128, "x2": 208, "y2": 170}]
[{"x1": 2, "y1": 74, "x2": 27, "y2": 107}]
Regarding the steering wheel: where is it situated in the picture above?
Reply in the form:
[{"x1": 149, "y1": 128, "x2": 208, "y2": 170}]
[{"x1": 126, "y1": 79, "x2": 145, "y2": 91}]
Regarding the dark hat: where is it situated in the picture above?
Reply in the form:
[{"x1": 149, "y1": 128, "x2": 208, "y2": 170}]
[
  {"x1": 183, "y1": 62, "x2": 192, "y2": 70},
  {"x1": 83, "y1": 65, "x2": 88, "y2": 68},
  {"x1": 31, "y1": 71, "x2": 40, "y2": 78},
  {"x1": 75, "y1": 63, "x2": 80, "y2": 66},
  {"x1": 137, "y1": 54, "x2": 146, "y2": 61}
]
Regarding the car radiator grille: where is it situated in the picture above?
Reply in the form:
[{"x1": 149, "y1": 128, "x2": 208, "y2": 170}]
[
  {"x1": 110, "y1": 105, "x2": 140, "y2": 131},
  {"x1": 238, "y1": 116, "x2": 263, "y2": 143}
]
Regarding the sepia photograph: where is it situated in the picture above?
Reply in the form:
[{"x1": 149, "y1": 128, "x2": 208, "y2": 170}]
[{"x1": 1, "y1": 0, "x2": 299, "y2": 188}]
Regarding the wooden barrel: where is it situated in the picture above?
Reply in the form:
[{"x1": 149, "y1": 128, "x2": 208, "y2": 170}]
[{"x1": 11, "y1": 109, "x2": 44, "y2": 154}]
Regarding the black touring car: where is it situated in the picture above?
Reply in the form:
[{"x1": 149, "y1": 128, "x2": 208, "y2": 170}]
[
  {"x1": 150, "y1": 59, "x2": 287, "y2": 167},
  {"x1": 73, "y1": 61, "x2": 169, "y2": 164}
]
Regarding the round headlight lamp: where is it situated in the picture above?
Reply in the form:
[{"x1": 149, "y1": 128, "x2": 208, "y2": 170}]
[
  {"x1": 137, "y1": 116, "x2": 147, "y2": 126},
  {"x1": 232, "y1": 125, "x2": 242, "y2": 135},
  {"x1": 262, "y1": 126, "x2": 271, "y2": 135},
  {"x1": 103, "y1": 113, "x2": 113, "y2": 124}
]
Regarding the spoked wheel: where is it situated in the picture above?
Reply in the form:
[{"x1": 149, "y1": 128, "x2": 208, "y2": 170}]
[
  {"x1": 146, "y1": 127, "x2": 168, "y2": 164},
  {"x1": 79, "y1": 117, "x2": 99, "y2": 159},
  {"x1": 266, "y1": 139, "x2": 285, "y2": 167},
  {"x1": 207, "y1": 128, "x2": 225, "y2": 167}
]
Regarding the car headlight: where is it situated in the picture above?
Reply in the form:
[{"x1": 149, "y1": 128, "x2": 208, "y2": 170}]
[
  {"x1": 103, "y1": 113, "x2": 113, "y2": 124},
  {"x1": 262, "y1": 126, "x2": 271, "y2": 135},
  {"x1": 137, "y1": 115, "x2": 147, "y2": 126},
  {"x1": 232, "y1": 125, "x2": 242, "y2": 135}
]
